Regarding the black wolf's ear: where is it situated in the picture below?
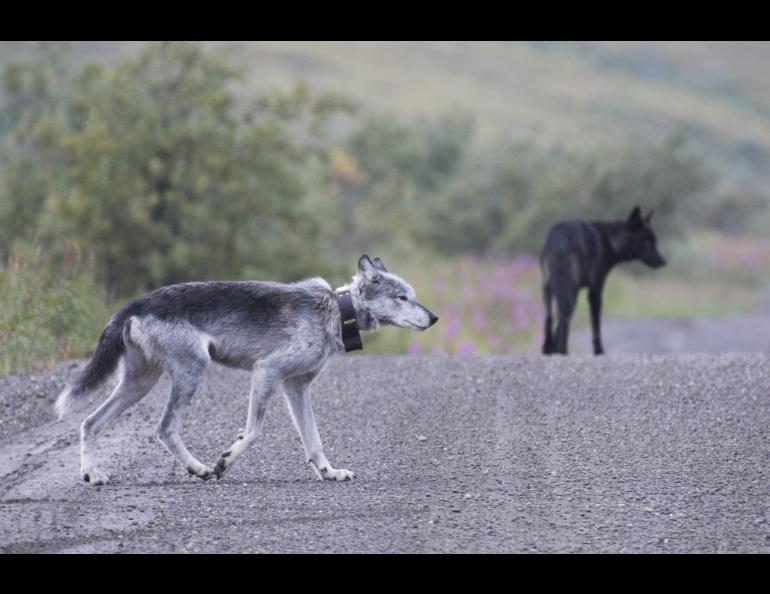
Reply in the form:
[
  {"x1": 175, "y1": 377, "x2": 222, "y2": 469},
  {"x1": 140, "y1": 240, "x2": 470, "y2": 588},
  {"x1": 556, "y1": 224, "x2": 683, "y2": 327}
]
[
  {"x1": 372, "y1": 257, "x2": 388, "y2": 273},
  {"x1": 627, "y1": 206, "x2": 644, "y2": 229},
  {"x1": 358, "y1": 255, "x2": 380, "y2": 281},
  {"x1": 645, "y1": 209, "x2": 655, "y2": 223}
]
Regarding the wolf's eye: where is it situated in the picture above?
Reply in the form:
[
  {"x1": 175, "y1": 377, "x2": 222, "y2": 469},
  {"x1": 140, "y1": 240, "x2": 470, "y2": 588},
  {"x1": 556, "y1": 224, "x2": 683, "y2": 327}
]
[{"x1": 397, "y1": 295, "x2": 408, "y2": 302}]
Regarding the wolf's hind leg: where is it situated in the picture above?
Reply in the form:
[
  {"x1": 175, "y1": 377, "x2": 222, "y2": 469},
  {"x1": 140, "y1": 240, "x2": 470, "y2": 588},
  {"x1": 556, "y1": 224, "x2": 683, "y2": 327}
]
[
  {"x1": 80, "y1": 344, "x2": 161, "y2": 485},
  {"x1": 157, "y1": 356, "x2": 212, "y2": 480},
  {"x1": 554, "y1": 287, "x2": 577, "y2": 355},
  {"x1": 283, "y1": 374, "x2": 354, "y2": 482}
]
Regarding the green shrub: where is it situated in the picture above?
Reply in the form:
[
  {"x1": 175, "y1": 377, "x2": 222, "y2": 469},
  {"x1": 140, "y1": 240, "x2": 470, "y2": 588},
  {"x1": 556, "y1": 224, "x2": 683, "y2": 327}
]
[{"x1": 0, "y1": 243, "x2": 108, "y2": 376}]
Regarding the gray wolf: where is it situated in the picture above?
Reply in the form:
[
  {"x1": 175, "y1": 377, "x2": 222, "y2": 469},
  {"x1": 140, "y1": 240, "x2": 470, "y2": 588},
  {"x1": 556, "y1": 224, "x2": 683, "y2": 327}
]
[
  {"x1": 55, "y1": 255, "x2": 438, "y2": 485},
  {"x1": 540, "y1": 206, "x2": 666, "y2": 355}
]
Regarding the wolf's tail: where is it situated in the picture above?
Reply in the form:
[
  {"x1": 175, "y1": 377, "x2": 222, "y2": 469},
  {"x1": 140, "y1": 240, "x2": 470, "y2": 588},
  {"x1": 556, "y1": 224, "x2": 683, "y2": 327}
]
[{"x1": 55, "y1": 302, "x2": 141, "y2": 419}]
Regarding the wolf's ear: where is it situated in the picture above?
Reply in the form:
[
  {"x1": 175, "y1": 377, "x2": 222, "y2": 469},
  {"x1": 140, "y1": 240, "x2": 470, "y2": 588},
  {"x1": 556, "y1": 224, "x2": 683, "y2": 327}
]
[
  {"x1": 645, "y1": 208, "x2": 655, "y2": 223},
  {"x1": 358, "y1": 255, "x2": 380, "y2": 281},
  {"x1": 627, "y1": 206, "x2": 644, "y2": 228},
  {"x1": 372, "y1": 257, "x2": 388, "y2": 273}
]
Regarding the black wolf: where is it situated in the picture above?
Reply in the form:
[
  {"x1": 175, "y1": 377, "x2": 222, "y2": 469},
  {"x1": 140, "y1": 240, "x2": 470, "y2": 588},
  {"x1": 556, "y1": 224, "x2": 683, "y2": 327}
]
[{"x1": 540, "y1": 207, "x2": 666, "y2": 355}]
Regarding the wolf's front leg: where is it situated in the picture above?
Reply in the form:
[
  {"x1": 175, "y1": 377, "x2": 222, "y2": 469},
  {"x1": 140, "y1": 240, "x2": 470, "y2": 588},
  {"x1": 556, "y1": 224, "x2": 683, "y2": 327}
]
[
  {"x1": 283, "y1": 375, "x2": 354, "y2": 482},
  {"x1": 213, "y1": 361, "x2": 279, "y2": 479}
]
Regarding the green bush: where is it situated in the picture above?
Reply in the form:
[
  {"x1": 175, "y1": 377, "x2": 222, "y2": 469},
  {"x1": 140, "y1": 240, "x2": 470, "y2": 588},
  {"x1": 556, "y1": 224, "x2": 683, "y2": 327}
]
[
  {"x1": 0, "y1": 243, "x2": 108, "y2": 376},
  {"x1": 0, "y1": 42, "x2": 352, "y2": 296}
]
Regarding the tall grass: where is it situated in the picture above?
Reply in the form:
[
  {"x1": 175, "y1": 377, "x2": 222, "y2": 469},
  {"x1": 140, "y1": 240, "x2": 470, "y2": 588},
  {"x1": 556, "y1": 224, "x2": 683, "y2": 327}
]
[
  {"x1": 0, "y1": 243, "x2": 108, "y2": 376},
  {"x1": 365, "y1": 255, "x2": 545, "y2": 357}
]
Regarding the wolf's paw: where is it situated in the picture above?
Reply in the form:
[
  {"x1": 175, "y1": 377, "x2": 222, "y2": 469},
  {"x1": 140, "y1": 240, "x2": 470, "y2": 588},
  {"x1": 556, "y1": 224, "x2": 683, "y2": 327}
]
[
  {"x1": 318, "y1": 466, "x2": 355, "y2": 482},
  {"x1": 82, "y1": 466, "x2": 109, "y2": 486},
  {"x1": 213, "y1": 457, "x2": 229, "y2": 480},
  {"x1": 186, "y1": 464, "x2": 214, "y2": 481}
]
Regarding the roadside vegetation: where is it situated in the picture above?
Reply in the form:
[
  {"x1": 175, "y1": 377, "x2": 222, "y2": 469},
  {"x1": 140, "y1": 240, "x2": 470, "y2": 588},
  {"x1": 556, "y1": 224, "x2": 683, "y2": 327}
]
[
  {"x1": 1, "y1": 42, "x2": 768, "y2": 371},
  {"x1": 0, "y1": 244, "x2": 108, "y2": 376}
]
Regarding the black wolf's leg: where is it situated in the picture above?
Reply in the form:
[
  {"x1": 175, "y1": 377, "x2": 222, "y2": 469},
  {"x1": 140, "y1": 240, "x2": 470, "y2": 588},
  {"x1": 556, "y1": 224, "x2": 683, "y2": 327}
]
[
  {"x1": 542, "y1": 283, "x2": 554, "y2": 355},
  {"x1": 588, "y1": 287, "x2": 605, "y2": 355},
  {"x1": 555, "y1": 289, "x2": 576, "y2": 355}
]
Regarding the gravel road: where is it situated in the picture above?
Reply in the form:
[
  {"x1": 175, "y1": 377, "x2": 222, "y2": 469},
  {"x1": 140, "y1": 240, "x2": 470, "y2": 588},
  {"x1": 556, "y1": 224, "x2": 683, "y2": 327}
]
[
  {"x1": 1, "y1": 353, "x2": 768, "y2": 553},
  {"x1": 574, "y1": 314, "x2": 770, "y2": 354}
]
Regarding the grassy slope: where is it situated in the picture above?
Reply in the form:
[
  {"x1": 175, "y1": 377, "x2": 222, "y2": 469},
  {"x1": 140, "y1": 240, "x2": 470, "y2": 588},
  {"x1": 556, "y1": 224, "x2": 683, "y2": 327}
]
[
  {"x1": 216, "y1": 41, "x2": 770, "y2": 180},
  {"x1": 2, "y1": 40, "x2": 770, "y2": 194},
  {"x1": 4, "y1": 41, "x2": 770, "y2": 153}
]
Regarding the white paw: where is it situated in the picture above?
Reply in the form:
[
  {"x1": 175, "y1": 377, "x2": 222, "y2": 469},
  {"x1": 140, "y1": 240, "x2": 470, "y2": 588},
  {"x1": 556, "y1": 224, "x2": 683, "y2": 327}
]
[
  {"x1": 319, "y1": 467, "x2": 355, "y2": 482},
  {"x1": 82, "y1": 466, "x2": 110, "y2": 486},
  {"x1": 187, "y1": 463, "x2": 214, "y2": 481}
]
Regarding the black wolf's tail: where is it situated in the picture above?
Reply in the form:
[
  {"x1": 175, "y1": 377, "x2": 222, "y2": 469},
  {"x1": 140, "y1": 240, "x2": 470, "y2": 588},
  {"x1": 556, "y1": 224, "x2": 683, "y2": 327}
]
[{"x1": 54, "y1": 302, "x2": 140, "y2": 419}]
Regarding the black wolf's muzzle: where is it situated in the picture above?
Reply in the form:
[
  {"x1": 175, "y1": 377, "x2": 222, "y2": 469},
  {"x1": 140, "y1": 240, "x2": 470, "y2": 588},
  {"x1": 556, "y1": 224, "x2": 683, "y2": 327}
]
[{"x1": 644, "y1": 251, "x2": 667, "y2": 269}]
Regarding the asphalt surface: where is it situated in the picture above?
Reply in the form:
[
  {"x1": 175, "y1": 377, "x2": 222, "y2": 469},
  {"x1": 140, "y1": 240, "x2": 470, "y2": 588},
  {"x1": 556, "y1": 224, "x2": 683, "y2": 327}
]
[{"x1": 0, "y1": 354, "x2": 768, "y2": 553}]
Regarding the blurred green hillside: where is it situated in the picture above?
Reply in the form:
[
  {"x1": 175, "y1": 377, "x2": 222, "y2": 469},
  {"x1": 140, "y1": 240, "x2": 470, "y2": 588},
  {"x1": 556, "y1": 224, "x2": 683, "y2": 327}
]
[
  {"x1": 223, "y1": 41, "x2": 770, "y2": 199},
  {"x1": 4, "y1": 41, "x2": 770, "y2": 191}
]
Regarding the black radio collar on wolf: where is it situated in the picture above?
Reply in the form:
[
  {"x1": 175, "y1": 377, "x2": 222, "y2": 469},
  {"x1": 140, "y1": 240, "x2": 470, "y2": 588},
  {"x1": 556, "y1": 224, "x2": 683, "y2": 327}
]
[{"x1": 336, "y1": 290, "x2": 363, "y2": 352}]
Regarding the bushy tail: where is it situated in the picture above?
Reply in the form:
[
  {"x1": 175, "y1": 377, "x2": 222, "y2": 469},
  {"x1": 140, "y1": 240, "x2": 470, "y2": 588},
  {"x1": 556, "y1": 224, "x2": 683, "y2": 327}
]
[{"x1": 55, "y1": 303, "x2": 138, "y2": 419}]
